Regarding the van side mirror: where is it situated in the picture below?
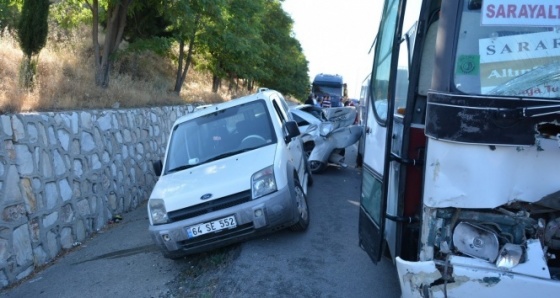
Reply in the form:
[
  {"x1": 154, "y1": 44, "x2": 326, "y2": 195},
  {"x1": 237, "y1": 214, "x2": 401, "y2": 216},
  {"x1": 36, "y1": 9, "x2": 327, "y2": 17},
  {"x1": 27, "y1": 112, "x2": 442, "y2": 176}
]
[
  {"x1": 153, "y1": 160, "x2": 163, "y2": 176},
  {"x1": 284, "y1": 120, "x2": 301, "y2": 142}
]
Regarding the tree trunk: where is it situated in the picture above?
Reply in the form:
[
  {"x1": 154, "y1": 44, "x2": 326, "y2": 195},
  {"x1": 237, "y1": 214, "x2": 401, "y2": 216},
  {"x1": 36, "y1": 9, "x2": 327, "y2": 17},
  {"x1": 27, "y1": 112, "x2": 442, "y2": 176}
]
[
  {"x1": 212, "y1": 75, "x2": 221, "y2": 93},
  {"x1": 174, "y1": 15, "x2": 199, "y2": 93},
  {"x1": 91, "y1": 0, "x2": 133, "y2": 88},
  {"x1": 174, "y1": 39, "x2": 186, "y2": 92}
]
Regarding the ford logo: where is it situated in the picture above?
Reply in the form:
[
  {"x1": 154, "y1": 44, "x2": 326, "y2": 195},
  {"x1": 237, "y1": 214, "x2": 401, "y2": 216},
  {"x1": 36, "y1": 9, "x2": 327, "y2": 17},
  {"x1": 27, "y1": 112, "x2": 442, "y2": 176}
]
[{"x1": 200, "y1": 193, "x2": 213, "y2": 200}]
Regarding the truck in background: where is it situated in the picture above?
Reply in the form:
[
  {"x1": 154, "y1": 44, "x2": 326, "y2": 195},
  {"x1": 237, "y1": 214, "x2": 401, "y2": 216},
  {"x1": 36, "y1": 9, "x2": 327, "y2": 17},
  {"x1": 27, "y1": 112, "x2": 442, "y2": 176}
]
[{"x1": 311, "y1": 73, "x2": 347, "y2": 107}]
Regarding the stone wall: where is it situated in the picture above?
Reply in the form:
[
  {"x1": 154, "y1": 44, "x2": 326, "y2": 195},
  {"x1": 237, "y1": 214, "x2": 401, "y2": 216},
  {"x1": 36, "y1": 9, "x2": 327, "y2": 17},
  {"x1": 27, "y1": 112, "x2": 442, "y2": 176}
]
[{"x1": 0, "y1": 105, "x2": 190, "y2": 287}]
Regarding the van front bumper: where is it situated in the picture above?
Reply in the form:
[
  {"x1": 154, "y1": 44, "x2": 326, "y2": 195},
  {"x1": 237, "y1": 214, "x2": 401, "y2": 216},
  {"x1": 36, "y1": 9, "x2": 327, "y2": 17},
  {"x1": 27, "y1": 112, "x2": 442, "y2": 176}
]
[
  {"x1": 396, "y1": 249, "x2": 560, "y2": 297},
  {"x1": 148, "y1": 185, "x2": 298, "y2": 257}
]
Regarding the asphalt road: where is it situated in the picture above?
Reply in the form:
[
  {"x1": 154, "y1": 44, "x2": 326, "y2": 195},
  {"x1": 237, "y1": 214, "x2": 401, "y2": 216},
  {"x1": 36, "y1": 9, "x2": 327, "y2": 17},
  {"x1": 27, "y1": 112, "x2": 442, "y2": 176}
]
[{"x1": 1, "y1": 144, "x2": 401, "y2": 297}]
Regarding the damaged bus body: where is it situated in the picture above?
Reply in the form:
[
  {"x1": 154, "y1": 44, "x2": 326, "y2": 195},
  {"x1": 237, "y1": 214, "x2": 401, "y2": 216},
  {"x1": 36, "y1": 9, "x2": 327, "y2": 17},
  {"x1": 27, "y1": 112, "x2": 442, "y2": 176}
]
[{"x1": 358, "y1": 0, "x2": 560, "y2": 297}]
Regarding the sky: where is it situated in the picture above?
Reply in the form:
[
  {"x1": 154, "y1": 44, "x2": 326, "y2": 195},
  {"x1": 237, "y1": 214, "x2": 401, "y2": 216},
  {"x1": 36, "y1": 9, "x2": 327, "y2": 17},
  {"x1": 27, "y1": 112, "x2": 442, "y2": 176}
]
[{"x1": 281, "y1": 0, "x2": 382, "y2": 99}]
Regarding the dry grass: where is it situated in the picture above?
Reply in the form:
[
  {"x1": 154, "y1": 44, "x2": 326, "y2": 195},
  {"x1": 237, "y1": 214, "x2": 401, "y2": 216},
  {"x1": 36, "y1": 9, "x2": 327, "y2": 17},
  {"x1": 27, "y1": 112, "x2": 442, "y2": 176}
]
[{"x1": 0, "y1": 26, "x2": 253, "y2": 114}]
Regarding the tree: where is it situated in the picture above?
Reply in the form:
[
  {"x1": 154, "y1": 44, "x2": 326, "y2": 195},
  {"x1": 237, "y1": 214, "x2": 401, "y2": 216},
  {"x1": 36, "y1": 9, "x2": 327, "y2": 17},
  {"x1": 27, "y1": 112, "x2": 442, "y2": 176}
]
[
  {"x1": 198, "y1": 0, "x2": 268, "y2": 93},
  {"x1": 16, "y1": 0, "x2": 49, "y2": 89},
  {"x1": 85, "y1": 0, "x2": 133, "y2": 88},
  {"x1": 161, "y1": 0, "x2": 223, "y2": 94},
  {"x1": 255, "y1": 1, "x2": 309, "y2": 98},
  {"x1": 0, "y1": 0, "x2": 21, "y2": 35}
]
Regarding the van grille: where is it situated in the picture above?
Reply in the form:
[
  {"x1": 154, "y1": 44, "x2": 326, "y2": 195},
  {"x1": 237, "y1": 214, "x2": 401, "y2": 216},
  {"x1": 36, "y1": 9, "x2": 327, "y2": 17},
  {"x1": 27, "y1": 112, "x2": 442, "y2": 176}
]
[{"x1": 167, "y1": 190, "x2": 252, "y2": 223}]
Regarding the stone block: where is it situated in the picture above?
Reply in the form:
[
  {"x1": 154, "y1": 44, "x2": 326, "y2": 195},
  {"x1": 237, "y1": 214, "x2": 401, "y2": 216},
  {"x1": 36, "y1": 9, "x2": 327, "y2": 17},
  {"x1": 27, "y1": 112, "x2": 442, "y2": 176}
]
[
  {"x1": 80, "y1": 131, "x2": 95, "y2": 152},
  {"x1": 71, "y1": 112, "x2": 79, "y2": 134},
  {"x1": 21, "y1": 178, "x2": 37, "y2": 213},
  {"x1": 108, "y1": 193, "x2": 117, "y2": 211},
  {"x1": 60, "y1": 227, "x2": 73, "y2": 249},
  {"x1": 33, "y1": 246, "x2": 48, "y2": 266},
  {"x1": 14, "y1": 145, "x2": 33, "y2": 175},
  {"x1": 27, "y1": 123, "x2": 38, "y2": 143},
  {"x1": 53, "y1": 150, "x2": 66, "y2": 176},
  {"x1": 11, "y1": 117, "x2": 25, "y2": 142},
  {"x1": 57, "y1": 129, "x2": 70, "y2": 151},
  {"x1": 59, "y1": 179, "x2": 72, "y2": 202},
  {"x1": 76, "y1": 199, "x2": 90, "y2": 216},
  {"x1": 97, "y1": 113, "x2": 112, "y2": 131},
  {"x1": 47, "y1": 126, "x2": 57, "y2": 146},
  {"x1": 61, "y1": 204, "x2": 74, "y2": 223},
  {"x1": 0, "y1": 115, "x2": 12, "y2": 137},
  {"x1": 80, "y1": 112, "x2": 92, "y2": 129},
  {"x1": 29, "y1": 217, "x2": 39, "y2": 242},
  {"x1": 73, "y1": 159, "x2": 83, "y2": 177},
  {"x1": 15, "y1": 265, "x2": 34, "y2": 281},
  {"x1": 13, "y1": 224, "x2": 32, "y2": 266},
  {"x1": 46, "y1": 230, "x2": 59, "y2": 259},
  {"x1": 0, "y1": 239, "x2": 8, "y2": 266},
  {"x1": 44, "y1": 182, "x2": 59, "y2": 209},
  {"x1": 41, "y1": 151, "x2": 52, "y2": 177},
  {"x1": 43, "y1": 212, "x2": 58, "y2": 228},
  {"x1": 76, "y1": 220, "x2": 86, "y2": 242},
  {"x1": 91, "y1": 154, "x2": 101, "y2": 170},
  {"x1": 37, "y1": 122, "x2": 47, "y2": 146},
  {"x1": 2, "y1": 204, "x2": 26, "y2": 222},
  {"x1": 3, "y1": 165, "x2": 23, "y2": 203}
]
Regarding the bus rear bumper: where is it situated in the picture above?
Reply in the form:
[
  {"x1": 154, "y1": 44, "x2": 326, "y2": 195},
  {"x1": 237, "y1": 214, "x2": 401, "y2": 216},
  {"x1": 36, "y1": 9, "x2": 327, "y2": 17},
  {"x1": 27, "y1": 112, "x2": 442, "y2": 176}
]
[{"x1": 396, "y1": 253, "x2": 560, "y2": 298}]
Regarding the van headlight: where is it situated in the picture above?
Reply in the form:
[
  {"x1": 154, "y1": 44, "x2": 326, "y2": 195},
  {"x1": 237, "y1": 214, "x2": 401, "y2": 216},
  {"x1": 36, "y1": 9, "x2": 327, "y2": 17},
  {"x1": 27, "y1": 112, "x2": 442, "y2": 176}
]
[
  {"x1": 496, "y1": 243, "x2": 524, "y2": 269},
  {"x1": 149, "y1": 199, "x2": 169, "y2": 225},
  {"x1": 453, "y1": 222, "x2": 499, "y2": 262},
  {"x1": 252, "y1": 166, "x2": 277, "y2": 199}
]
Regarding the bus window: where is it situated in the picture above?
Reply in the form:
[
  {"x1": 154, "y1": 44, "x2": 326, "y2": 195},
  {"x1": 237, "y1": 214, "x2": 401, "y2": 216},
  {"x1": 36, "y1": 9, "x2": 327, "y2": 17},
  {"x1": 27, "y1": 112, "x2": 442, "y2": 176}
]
[
  {"x1": 454, "y1": 2, "x2": 558, "y2": 98},
  {"x1": 371, "y1": 0, "x2": 399, "y2": 123}
]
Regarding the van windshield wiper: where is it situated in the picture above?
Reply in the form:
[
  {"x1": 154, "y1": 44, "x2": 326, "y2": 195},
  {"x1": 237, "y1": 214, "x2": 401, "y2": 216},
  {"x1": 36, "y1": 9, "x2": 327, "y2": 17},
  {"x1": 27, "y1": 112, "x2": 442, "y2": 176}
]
[
  {"x1": 166, "y1": 164, "x2": 196, "y2": 174},
  {"x1": 204, "y1": 148, "x2": 254, "y2": 163}
]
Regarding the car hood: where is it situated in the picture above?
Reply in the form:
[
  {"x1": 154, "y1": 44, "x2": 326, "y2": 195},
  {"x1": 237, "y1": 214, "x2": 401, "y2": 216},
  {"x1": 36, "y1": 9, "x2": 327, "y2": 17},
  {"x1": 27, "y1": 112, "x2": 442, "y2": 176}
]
[{"x1": 150, "y1": 144, "x2": 277, "y2": 212}]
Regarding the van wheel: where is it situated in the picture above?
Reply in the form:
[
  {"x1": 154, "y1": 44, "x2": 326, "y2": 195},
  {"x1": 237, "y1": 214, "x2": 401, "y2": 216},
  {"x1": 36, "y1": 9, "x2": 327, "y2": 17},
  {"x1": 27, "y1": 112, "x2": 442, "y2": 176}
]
[{"x1": 290, "y1": 182, "x2": 309, "y2": 231}]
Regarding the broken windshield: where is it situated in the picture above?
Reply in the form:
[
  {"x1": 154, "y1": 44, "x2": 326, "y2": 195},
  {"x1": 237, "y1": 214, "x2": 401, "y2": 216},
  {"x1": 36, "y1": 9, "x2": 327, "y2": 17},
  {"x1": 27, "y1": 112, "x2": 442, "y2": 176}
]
[{"x1": 453, "y1": 1, "x2": 560, "y2": 99}]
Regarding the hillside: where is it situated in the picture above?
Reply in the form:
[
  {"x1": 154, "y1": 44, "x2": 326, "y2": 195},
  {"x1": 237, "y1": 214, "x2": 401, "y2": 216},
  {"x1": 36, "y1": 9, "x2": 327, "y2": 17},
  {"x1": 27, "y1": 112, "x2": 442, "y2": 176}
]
[{"x1": 0, "y1": 26, "x2": 287, "y2": 114}]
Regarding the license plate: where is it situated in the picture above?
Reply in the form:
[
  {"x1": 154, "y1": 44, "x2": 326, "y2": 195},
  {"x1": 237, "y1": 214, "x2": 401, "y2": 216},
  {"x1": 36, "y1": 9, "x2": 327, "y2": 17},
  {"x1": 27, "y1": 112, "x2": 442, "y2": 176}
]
[{"x1": 185, "y1": 215, "x2": 237, "y2": 239}]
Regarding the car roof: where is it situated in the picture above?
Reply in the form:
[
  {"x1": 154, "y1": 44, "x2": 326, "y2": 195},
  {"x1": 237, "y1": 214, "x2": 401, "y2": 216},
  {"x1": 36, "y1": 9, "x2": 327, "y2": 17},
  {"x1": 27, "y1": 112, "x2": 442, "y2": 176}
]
[{"x1": 173, "y1": 89, "x2": 279, "y2": 126}]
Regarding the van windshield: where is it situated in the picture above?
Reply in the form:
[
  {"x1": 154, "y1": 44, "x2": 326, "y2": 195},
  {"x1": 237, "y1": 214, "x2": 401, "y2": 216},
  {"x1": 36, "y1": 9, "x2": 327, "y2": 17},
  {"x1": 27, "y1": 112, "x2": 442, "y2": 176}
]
[
  {"x1": 164, "y1": 100, "x2": 277, "y2": 174},
  {"x1": 454, "y1": 0, "x2": 560, "y2": 98}
]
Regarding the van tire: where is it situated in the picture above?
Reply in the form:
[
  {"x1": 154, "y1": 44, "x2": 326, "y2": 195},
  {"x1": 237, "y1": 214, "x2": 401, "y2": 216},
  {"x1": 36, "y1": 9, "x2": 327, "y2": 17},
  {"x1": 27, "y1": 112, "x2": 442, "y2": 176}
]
[{"x1": 290, "y1": 182, "x2": 309, "y2": 231}]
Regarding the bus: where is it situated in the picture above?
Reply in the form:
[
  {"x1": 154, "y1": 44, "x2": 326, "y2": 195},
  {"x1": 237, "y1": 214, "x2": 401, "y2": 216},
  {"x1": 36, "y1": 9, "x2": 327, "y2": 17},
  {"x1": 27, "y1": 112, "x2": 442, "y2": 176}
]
[
  {"x1": 312, "y1": 73, "x2": 347, "y2": 107},
  {"x1": 358, "y1": 0, "x2": 560, "y2": 296}
]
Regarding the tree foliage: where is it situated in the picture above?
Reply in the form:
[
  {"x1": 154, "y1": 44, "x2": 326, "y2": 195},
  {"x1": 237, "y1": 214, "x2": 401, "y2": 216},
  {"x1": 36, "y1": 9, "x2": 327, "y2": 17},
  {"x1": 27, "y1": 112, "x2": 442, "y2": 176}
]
[
  {"x1": 17, "y1": 0, "x2": 49, "y2": 58},
  {"x1": 16, "y1": 0, "x2": 49, "y2": 89},
  {"x1": 15, "y1": 0, "x2": 310, "y2": 99},
  {"x1": 0, "y1": 0, "x2": 22, "y2": 34}
]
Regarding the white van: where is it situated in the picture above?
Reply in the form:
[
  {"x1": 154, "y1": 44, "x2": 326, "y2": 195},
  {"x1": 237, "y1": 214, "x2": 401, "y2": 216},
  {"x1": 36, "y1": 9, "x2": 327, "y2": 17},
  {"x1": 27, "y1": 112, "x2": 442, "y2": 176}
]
[{"x1": 148, "y1": 89, "x2": 312, "y2": 258}]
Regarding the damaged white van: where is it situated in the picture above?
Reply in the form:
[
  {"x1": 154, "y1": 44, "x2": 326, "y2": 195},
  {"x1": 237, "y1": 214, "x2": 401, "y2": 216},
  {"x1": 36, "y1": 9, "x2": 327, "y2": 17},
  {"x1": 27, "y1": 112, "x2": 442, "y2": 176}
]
[{"x1": 148, "y1": 89, "x2": 312, "y2": 259}]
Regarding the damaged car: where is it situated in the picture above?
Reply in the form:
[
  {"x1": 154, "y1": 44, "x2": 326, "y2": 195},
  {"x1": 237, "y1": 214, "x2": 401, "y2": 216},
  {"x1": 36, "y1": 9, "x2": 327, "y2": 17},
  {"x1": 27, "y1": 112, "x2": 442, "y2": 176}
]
[{"x1": 148, "y1": 89, "x2": 312, "y2": 259}]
